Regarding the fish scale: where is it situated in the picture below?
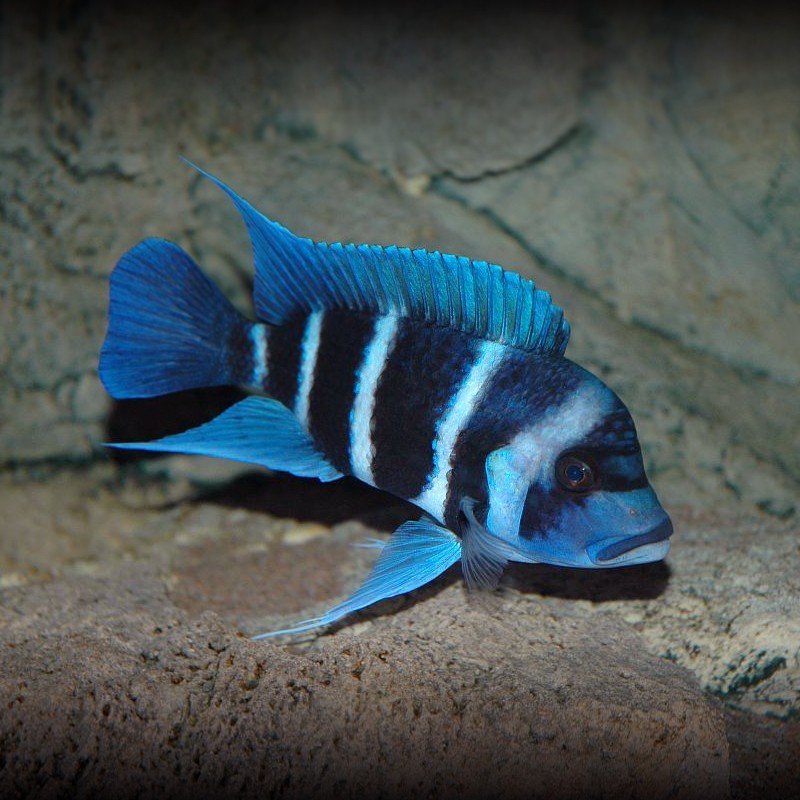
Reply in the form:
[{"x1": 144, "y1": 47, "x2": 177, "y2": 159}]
[{"x1": 99, "y1": 161, "x2": 673, "y2": 638}]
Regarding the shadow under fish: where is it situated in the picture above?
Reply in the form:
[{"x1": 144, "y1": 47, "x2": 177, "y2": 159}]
[{"x1": 98, "y1": 161, "x2": 673, "y2": 638}]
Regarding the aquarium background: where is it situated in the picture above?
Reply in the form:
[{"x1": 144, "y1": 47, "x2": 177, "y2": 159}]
[{"x1": 1, "y1": 3, "x2": 798, "y2": 798}]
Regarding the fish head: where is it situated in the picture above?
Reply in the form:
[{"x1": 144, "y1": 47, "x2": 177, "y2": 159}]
[
  {"x1": 485, "y1": 364, "x2": 672, "y2": 569},
  {"x1": 531, "y1": 447, "x2": 673, "y2": 568}
]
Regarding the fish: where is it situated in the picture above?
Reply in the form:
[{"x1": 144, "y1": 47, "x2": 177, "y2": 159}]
[{"x1": 99, "y1": 162, "x2": 673, "y2": 638}]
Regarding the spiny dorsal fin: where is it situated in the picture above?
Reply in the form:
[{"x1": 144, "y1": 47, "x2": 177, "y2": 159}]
[{"x1": 187, "y1": 161, "x2": 571, "y2": 356}]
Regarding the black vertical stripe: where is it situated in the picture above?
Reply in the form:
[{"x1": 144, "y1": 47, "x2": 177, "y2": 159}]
[
  {"x1": 266, "y1": 312, "x2": 307, "y2": 408},
  {"x1": 308, "y1": 310, "x2": 376, "y2": 474},
  {"x1": 443, "y1": 353, "x2": 583, "y2": 530},
  {"x1": 517, "y1": 484, "x2": 569, "y2": 542},
  {"x1": 370, "y1": 319, "x2": 479, "y2": 500}
]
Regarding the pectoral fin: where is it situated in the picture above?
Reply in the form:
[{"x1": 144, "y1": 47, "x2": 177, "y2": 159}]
[
  {"x1": 253, "y1": 518, "x2": 462, "y2": 638},
  {"x1": 459, "y1": 496, "x2": 521, "y2": 589}
]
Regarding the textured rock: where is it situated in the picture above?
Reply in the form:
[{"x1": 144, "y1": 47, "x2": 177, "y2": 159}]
[
  {"x1": 1, "y1": 552, "x2": 728, "y2": 800},
  {"x1": 3, "y1": 462, "x2": 800, "y2": 796},
  {"x1": 725, "y1": 706, "x2": 800, "y2": 800},
  {"x1": 272, "y1": 7, "x2": 585, "y2": 181},
  {"x1": 0, "y1": 3, "x2": 797, "y2": 525},
  {"x1": 502, "y1": 508, "x2": 800, "y2": 720},
  {"x1": 438, "y1": 8, "x2": 800, "y2": 384}
]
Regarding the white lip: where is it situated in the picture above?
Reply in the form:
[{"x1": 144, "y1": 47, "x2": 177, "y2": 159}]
[
  {"x1": 592, "y1": 538, "x2": 671, "y2": 567},
  {"x1": 587, "y1": 516, "x2": 673, "y2": 566}
]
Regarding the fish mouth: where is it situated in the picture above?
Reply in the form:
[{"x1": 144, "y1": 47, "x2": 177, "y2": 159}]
[{"x1": 587, "y1": 517, "x2": 673, "y2": 566}]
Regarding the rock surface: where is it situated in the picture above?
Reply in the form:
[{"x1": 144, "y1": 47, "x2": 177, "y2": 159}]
[
  {"x1": 439, "y1": 7, "x2": 800, "y2": 384},
  {"x1": 0, "y1": 3, "x2": 798, "y2": 523},
  {"x1": 0, "y1": 569, "x2": 730, "y2": 800},
  {"x1": 0, "y1": 470, "x2": 732, "y2": 800},
  {"x1": 1, "y1": 467, "x2": 799, "y2": 797}
]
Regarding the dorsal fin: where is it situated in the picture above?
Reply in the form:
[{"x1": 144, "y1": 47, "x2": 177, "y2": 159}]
[{"x1": 186, "y1": 161, "x2": 570, "y2": 356}]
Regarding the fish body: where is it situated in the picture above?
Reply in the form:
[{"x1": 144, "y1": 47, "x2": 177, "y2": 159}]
[{"x1": 99, "y1": 164, "x2": 672, "y2": 636}]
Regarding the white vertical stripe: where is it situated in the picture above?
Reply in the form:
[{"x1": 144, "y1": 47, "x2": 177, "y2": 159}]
[
  {"x1": 349, "y1": 313, "x2": 400, "y2": 485},
  {"x1": 294, "y1": 310, "x2": 324, "y2": 430},
  {"x1": 250, "y1": 323, "x2": 269, "y2": 387},
  {"x1": 413, "y1": 340, "x2": 505, "y2": 522}
]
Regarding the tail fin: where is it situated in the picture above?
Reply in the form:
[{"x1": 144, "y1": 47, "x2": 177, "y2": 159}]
[{"x1": 99, "y1": 238, "x2": 258, "y2": 399}]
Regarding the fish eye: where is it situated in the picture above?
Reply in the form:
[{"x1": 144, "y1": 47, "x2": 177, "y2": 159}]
[{"x1": 556, "y1": 453, "x2": 598, "y2": 493}]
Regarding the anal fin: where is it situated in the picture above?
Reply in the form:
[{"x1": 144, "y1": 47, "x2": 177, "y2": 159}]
[
  {"x1": 253, "y1": 518, "x2": 462, "y2": 638},
  {"x1": 106, "y1": 396, "x2": 343, "y2": 482}
]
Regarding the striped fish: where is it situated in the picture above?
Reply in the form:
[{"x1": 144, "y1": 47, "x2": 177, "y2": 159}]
[{"x1": 99, "y1": 163, "x2": 673, "y2": 637}]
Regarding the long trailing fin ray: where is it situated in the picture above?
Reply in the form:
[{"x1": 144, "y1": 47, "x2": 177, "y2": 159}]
[
  {"x1": 253, "y1": 518, "x2": 462, "y2": 639},
  {"x1": 106, "y1": 396, "x2": 343, "y2": 482},
  {"x1": 99, "y1": 238, "x2": 254, "y2": 399},
  {"x1": 183, "y1": 160, "x2": 570, "y2": 355}
]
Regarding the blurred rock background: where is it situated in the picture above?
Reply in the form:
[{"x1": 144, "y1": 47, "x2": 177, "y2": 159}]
[
  {"x1": 1, "y1": 2, "x2": 798, "y2": 515},
  {"x1": 1, "y1": 2, "x2": 798, "y2": 798}
]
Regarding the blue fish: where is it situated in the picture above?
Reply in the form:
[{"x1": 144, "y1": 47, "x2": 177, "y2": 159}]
[{"x1": 99, "y1": 163, "x2": 673, "y2": 637}]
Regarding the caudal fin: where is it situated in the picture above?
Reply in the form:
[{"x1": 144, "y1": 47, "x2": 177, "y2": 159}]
[{"x1": 99, "y1": 238, "x2": 260, "y2": 399}]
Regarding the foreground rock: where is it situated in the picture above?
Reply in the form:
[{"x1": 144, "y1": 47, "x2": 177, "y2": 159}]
[
  {"x1": 501, "y1": 508, "x2": 800, "y2": 721},
  {"x1": 6, "y1": 468, "x2": 800, "y2": 797},
  {"x1": 1, "y1": 566, "x2": 728, "y2": 800}
]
